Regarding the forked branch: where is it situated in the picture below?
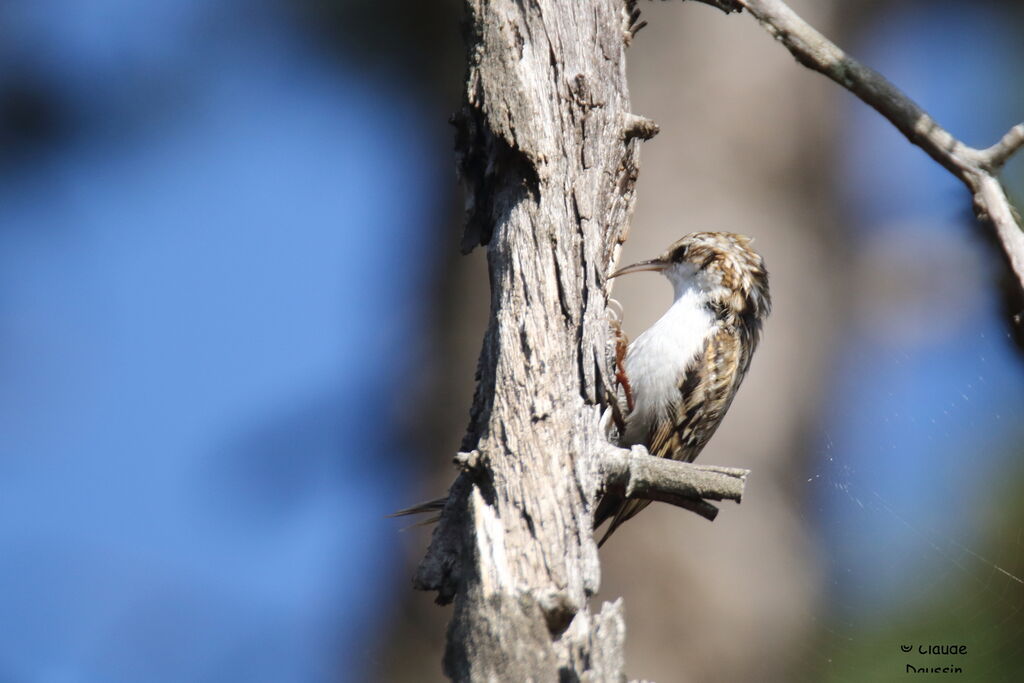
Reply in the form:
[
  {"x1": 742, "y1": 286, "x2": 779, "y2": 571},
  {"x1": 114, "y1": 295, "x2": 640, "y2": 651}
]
[{"x1": 694, "y1": 0, "x2": 1024, "y2": 294}]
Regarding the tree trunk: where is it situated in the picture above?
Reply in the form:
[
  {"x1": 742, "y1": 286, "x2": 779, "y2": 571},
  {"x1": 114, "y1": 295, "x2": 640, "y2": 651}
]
[{"x1": 415, "y1": 1, "x2": 649, "y2": 679}]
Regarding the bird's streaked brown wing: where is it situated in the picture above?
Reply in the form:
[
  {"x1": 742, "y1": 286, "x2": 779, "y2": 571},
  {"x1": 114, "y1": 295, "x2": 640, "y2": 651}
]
[{"x1": 596, "y1": 323, "x2": 752, "y2": 545}]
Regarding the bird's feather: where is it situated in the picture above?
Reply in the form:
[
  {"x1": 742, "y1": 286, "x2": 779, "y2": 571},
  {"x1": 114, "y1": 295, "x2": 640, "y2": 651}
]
[{"x1": 596, "y1": 324, "x2": 750, "y2": 544}]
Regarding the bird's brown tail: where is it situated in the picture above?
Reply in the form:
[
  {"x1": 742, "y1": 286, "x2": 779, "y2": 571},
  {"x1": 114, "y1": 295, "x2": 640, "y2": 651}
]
[
  {"x1": 389, "y1": 497, "x2": 447, "y2": 526},
  {"x1": 593, "y1": 495, "x2": 652, "y2": 547}
]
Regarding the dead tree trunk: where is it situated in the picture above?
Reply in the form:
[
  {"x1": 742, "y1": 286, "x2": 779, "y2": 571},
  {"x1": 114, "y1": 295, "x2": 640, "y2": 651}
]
[{"x1": 414, "y1": 1, "x2": 648, "y2": 679}]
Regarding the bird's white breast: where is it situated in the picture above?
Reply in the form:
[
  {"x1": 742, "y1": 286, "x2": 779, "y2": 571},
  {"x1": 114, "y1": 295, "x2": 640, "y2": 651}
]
[{"x1": 622, "y1": 287, "x2": 715, "y2": 445}]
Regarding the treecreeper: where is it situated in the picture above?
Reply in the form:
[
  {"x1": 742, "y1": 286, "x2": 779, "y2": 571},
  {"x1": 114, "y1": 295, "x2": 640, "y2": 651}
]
[
  {"x1": 597, "y1": 231, "x2": 771, "y2": 545},
  {"x1": 394, "y1": 231, "x2": 770, "y2": 546}
]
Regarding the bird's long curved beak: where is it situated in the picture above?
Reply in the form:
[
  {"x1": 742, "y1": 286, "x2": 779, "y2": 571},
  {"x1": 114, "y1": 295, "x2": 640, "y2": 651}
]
[{"x1": 609, "y1": 258, "x2": 669, "y2": 278}]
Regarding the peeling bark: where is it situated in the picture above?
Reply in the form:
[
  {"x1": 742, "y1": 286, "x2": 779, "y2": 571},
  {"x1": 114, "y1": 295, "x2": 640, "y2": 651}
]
[{"x1": 416, "y1": 1, "x2": 644, "y2": 679}]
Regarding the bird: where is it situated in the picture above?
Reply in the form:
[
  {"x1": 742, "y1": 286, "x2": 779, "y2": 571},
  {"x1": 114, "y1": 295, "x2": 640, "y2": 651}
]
[{"x1": 595, "y1": 231, "x2": 771, "y2": 546}]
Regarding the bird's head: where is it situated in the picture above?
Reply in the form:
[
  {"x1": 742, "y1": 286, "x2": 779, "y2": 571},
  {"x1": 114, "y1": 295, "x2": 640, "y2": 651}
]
[{"x1": 610, "y1": 231, "x2": 771, "y2": 321}]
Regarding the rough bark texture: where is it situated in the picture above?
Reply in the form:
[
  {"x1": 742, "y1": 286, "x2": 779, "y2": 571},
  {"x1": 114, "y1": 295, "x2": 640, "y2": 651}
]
[{"x1": 415, "y1": 1, "x2": 644, "y2": 679}]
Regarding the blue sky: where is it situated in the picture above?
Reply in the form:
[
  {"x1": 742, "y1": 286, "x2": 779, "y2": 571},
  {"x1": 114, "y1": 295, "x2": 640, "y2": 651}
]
[
  {"x1": 817, "y1": 1, "x2": 1024, "y2": 612},
  {"x1": 0, "y1": 1, "x2": 443, "y2": 680}
]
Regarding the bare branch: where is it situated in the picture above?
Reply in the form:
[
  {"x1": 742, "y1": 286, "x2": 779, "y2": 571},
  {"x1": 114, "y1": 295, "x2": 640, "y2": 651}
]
[
  {"x1": 622, "y1": 113, "x2": 661, "y2": 142},
  {"x1": 722, "y1": 0, "x2": 1024, "y2": 295},
  {"x1": 397, "y1": 447, "x2": 748, "y2": 526},
  {"x1": 975, "y1": 176, "x2": 1024, "y2": 287},
  {"x1": 600, "y1": 446, "x2": 748, "y2": 524},
  {"x1": 980, "y1": 124, "x2": 1024, "y2": 171}
]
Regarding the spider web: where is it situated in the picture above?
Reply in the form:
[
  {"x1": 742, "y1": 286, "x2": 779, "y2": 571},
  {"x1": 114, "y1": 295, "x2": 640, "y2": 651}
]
[{"x1": 800, "y1": 324, "x2": 1024, "y2": 682}]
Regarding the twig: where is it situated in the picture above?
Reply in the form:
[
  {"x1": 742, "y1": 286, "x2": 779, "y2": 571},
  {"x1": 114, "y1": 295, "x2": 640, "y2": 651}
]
[
  {"x1": 707, "y1": 0, "x2": 1024, "y2": 295},
  {"x1": 979, "y1": 123, "x2": 1024, "y2": 171},
  {"x1": 600, "y1": 446, "x2": 749, "y2": 521}
]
